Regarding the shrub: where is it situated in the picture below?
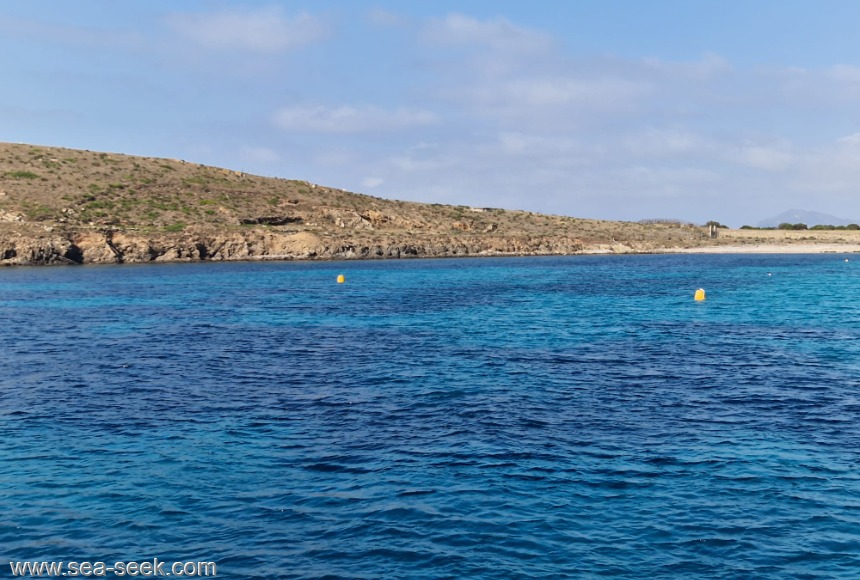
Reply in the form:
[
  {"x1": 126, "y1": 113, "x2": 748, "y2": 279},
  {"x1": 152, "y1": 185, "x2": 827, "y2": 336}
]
[
  {"x1": 28, "y1": 205, "x2": 55, "y2": 220},
  {"x1": 6, "y1": 171, "x2": 39, "y2": 179}
]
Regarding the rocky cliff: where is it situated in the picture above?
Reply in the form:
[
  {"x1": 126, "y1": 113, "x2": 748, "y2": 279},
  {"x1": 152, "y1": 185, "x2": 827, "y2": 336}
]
[{"x1": 0, "y1": 225, "x2": 616, "y2": 265}]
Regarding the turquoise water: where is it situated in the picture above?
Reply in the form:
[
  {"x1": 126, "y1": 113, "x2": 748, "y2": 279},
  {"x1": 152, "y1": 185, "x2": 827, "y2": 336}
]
[{"x1": 2, "y1": 254, "x2": 860, "y2": 578}]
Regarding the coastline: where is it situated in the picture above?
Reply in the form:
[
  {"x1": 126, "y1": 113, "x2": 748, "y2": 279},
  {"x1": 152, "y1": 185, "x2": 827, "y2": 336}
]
[
  {"x1": 5, "y1": 234, "x2": 860, "y2": 267},
  {"x1": 4, "y1": 142, "x2": 860, "y2": 266}
]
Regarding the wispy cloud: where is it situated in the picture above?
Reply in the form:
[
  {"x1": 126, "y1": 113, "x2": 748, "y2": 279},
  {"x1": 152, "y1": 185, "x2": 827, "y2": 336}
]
[
  {"x1": 167, "y1": 7, "x2": 327, "y2": 53},
  {"x1": 838, "y1": 132, "x2": 860, "y2": 146},
  {"x1": 11, "y1": 4, "x2": 860, "y2": 225},
  {"x1": 826, "y1": 64, "x2": 860, "y2": 84},
  {"x1": 773, "y1": 64, "x2": 860, "y2": 107},
  {"x1": 272, "y1": 13, "x2": 860, "y2": 222},
  {"x1": 734, "y1": 145, "x2": 795, "y2": 171},
  {"x1": 423, "y1": 13, "x2": 552, "y2": 55},
  {"x1": 446, "y1": 76, "x2": 651, "y2": 115},
  {"x1": 272, "y1": 105, "x2": 437, "y2": 133}
]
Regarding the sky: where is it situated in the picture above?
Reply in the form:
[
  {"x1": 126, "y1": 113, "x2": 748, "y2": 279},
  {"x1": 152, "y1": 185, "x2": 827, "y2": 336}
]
[{"x1": 3, "y1": 1, "x2": 860, "y2": 226}]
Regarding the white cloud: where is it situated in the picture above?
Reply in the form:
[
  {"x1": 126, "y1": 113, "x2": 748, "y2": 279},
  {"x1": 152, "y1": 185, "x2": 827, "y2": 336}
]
[
  {"x1": 774, "y1": 64, "x2": 860, "y2": 107},
  {"x1": 433, "y1": 68, "x2": 652, "y2": 130},
  {"x1": 826, "y1": 64, "x2": 860, "y2": 84},
  {"x1": 495, "y1": 132, "x2": 595, "y2": 161},
  {"x1": 838, "y1": 132, "x2": 860, "y2": 146},
  {"x1": 488, "y1": 77, "x2": 650, "y2": 109},
  {"x1": 423, "y1": 13, "x2": 552, "y2": 55},
  {"x1": 270, "y1": 14, "x2": 860, "y2": 223},
  {"x1": 167, "y1": 7, "x2": 327, "y2": 53},
  {"x1": 735, "y1": 145, "x2": 795, "y2": 171},
  {"x1": 422, "y1": 19, "x2": 738, "y2": 131},
  {"x1": 60, "y1": 9, "x2": 860, "y2": 224},
  {"x1": 272, "y1": 105, "x2": 437, "y2": 133}
]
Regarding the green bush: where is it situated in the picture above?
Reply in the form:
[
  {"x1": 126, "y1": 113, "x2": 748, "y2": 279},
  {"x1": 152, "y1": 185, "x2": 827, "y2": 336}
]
[{"x1": 6, "y1": 171, "x2": 39, "y2": 179}]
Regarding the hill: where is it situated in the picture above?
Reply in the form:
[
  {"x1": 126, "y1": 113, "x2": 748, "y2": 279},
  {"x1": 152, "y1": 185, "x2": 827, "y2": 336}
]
[
  {"x1": 0, "y1": 142, "x2": 718, "y2": 265},
  {"x1": 0, "y1": 142, "x2": 828, "y2": 265}
]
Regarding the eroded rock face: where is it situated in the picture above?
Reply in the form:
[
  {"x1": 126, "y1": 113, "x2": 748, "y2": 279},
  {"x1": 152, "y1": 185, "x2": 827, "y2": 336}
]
[
  {"x1": 0, "y1": 226, "x2": 596, "y2": 266},
  {"x1": 0, "y1": 231, "x2": 81, "y2": 265}
]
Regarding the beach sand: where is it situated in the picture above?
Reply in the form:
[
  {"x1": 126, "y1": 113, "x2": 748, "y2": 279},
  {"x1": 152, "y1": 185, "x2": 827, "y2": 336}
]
[
  {"x1": 675, "y1": 243, "x2": 860, "y2": 254},
  {"x1": 671, "y1": 228, "x2": 860, "y2": 254}
]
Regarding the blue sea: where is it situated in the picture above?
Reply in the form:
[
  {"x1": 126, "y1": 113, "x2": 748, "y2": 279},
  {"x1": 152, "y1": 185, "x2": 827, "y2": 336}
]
[{"x1": 2, "y1": 254, "x2": 860, "y2": 578}]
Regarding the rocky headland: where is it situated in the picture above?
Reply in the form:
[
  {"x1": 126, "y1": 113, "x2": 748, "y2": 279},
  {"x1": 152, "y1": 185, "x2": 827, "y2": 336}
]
[{"x1": 2, "y1": 142, "x2": 858, "y2": 266}]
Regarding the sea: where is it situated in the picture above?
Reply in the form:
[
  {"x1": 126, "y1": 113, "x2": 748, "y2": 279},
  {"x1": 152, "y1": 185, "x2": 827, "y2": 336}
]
[{"x1": 2, "y1": 254, "x2": 860, "y2": 579}]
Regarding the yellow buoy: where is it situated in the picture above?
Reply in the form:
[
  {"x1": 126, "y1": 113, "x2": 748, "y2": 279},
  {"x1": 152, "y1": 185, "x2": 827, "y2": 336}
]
[
  {"x1": 694, "y1": 288, "x2": 706, "y2": 301},
  {"x1": 336, "y1": 274, "x2": 345, "y2": 284}
]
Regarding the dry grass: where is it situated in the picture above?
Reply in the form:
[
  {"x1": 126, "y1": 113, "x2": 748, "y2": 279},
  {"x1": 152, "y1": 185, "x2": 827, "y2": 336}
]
[{"x1": 718, "y1": 228, "x2": 860, "y2": 244}]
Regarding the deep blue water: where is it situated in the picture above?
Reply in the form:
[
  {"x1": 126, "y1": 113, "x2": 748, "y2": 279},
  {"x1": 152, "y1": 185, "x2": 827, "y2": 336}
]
[{"x1": 2, "y1": 254, "x2": 860, "y2": 578}]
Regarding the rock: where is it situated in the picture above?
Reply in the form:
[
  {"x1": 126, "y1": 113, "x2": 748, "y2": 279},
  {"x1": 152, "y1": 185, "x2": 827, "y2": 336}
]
[
  {"x1": 0, "y1": 223, "x2": 588, "y2": 266},
  {"x1": 239, "y1": 215, "x2": 303, "y2": 226},
  {"x1": 324, "y1": 209, "x2": 374, "y2": 230},
  {"x1": 360, "y1": 209, "x2": 389, "y2": 226}
]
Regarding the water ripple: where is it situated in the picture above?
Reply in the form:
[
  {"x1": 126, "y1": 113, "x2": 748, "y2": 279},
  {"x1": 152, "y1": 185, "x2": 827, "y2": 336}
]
[{"x1": 2, "y1": 255, "x2": 860, "y2": 578}]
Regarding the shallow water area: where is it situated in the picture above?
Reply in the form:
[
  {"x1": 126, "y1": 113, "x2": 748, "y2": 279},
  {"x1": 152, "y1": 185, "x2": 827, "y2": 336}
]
[{"x1": 2, "y1": 254, "x2": 860, "y2": 578}]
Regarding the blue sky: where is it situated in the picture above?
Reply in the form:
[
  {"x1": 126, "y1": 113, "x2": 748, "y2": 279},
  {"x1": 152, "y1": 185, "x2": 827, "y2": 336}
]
[{"x1": 4, "y1": 1, "x2": 860, "y2": 226}]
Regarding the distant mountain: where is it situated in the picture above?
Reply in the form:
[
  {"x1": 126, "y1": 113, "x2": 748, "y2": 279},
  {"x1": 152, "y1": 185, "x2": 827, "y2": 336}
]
[{"x1": 756, "y1": 209, "x2": 858, "y2": 228}]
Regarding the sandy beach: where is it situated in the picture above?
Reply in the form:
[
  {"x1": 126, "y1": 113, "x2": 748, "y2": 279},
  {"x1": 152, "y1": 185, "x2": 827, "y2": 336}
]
[
  {"x1": 675, "y1": 243, "x2": 860, "y2": 254},
  {"x1": 668, "y1": 228, "x2": 860, "y2": 254}
]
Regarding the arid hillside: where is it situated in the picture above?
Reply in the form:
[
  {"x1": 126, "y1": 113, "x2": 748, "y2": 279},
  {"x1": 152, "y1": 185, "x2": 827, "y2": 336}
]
[{"x1": 2, "y1": 142, "x2": 851, "y2": 265}]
